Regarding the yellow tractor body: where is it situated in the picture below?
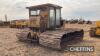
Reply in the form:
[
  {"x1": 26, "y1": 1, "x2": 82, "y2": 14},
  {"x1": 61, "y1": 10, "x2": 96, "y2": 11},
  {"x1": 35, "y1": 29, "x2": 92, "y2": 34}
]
[
  {"x1": 96, "y1": 21, "x2": 100, "y2": 35},
  {"x1": 10, "y1": 20, "x2": 28, "y2": 28},
  {"x1": 90, "y1": 21, "x2": 100, "y2": 37}
]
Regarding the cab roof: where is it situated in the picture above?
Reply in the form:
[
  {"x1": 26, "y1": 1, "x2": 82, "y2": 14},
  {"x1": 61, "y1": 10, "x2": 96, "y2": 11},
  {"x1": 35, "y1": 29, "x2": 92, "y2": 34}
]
[{"x1": 26, "y1": 3, "x2": 62, "y2": 9}]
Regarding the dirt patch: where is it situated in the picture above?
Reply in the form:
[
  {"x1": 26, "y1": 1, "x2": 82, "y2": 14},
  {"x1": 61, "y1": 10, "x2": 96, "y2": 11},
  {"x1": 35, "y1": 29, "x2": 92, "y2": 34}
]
[{"x1": 0, "y1": 24, "x2": 99, "y2": 56}]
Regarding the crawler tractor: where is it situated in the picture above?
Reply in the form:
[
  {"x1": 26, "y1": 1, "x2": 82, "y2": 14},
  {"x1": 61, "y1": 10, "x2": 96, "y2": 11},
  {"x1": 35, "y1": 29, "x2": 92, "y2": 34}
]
[{"x1": 17, "y1": 4, "x2": 84, "y2": 50}]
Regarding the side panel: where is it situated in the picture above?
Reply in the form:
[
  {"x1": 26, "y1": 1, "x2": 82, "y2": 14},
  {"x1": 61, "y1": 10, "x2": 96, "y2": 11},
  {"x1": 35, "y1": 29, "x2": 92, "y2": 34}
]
[{"x1": 29, "y1": 16, "x2": 40, "y2": 28}]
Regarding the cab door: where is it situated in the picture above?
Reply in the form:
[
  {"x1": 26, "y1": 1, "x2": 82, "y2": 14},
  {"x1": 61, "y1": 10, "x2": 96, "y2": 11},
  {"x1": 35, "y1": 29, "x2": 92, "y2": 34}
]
[{"x1": 40, "y1": 8, "x2": 49, "y2": 32}]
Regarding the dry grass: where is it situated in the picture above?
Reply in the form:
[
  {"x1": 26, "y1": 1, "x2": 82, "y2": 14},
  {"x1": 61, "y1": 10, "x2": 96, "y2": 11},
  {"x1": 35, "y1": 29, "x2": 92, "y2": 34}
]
[{"x1": 0, "y1": 24, "x2": 99, "y2": 56}]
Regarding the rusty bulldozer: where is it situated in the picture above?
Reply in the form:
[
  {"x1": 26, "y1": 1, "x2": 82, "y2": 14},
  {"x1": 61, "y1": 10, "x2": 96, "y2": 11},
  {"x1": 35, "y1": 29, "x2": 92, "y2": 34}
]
[{"x1": 16, "y1": 4, "x2": 84, "y2": 50}]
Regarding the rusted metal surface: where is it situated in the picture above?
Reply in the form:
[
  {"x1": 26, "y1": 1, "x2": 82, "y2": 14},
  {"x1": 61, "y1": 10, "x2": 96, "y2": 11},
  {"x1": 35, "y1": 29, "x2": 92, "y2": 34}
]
[
  {"x1": 16, "y1": 29, "x2": 30, "y2": 41},
  {"x1": 29, "y1": 16, "x2": 41, "y2": 27},
  {"x1": 39, "y1": 29, "x2": 84, "y2": 49},
  {"x1": 17, "y1": 28, "x2": 84, "y2": 50}
]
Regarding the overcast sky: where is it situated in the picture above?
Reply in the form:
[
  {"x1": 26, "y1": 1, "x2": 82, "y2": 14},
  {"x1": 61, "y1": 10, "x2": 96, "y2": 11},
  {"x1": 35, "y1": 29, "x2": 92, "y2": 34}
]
[{"x1": 0, "y1": 0, "x2": 100, "y2": 21}]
